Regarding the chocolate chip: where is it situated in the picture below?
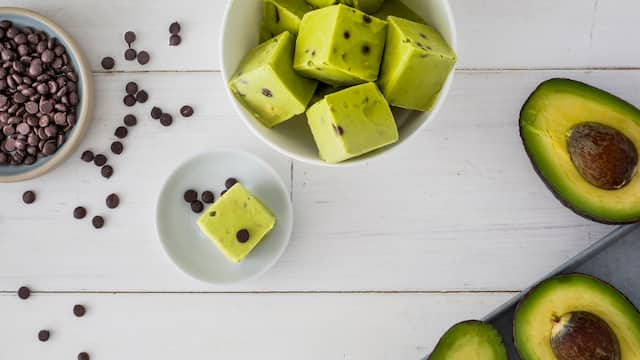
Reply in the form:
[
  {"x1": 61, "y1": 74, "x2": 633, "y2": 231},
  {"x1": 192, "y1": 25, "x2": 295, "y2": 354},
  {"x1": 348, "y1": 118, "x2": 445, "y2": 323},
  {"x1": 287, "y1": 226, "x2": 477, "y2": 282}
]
[
  {"x1": 106, "y1": 193, "x2": 120, "y2": 209},
  {"x1": 125, "y1": 81, "x2": 138, "y2": 95},
  {"x1": 101, "y1": 56, "x2": 115, "y2": 70},
  {"x1": 22, "y1": 190, "x2": 36, "y2": 204},
  {"x1": 201, "y1": 191, "x2": 215, "y2": 203},
  {"x1": 114, "y1": 126, "x2": 128, "y2": 139},
  {"x1": 236, "y1": 229, "x2": 250, "y2": 243},
  {"x1": 180, "y1": 105, "x2": 194, "y2": 117},
  {"x1": 135, "y1": 90, "x2": 148, "y2": 103},
  {"x1": 78, "y1": 352, "x2": 90, "y2": 360},
  {"x1": 150, "y1": 106, "x2": 162, "y2": 119},
  {"x1": 160, "y1": 113, "x2": 173, "y2": 126},
  {"x1": 362, "y1": 45, "x2": 370, "y2": 54},
  {"x1": 190, "y1": 200, "x2": 204, "y2": 213},
  {"x1": 169, "y1": 34, "x2": 181, "y2": 46},
  {"x1": 94, "y1": 154, "x2": 107, "y2": 167},
  {"x1": 17, "y1": 286, "x2": 30, "y2": 299},
  {"x1": 169, "y1": 22, "x2": 181, "y2": 35},
  {"x1": 38, "y1": 330, "x2": 50, "y2": 342},
  {"x1": 124, "y1": 31, "x2": 136, "y2": 46},
  {"x1": 123, "y1": 114, "x2": 137, "y2": 127},
  {"x1": 73, "y1": 304, "x2": 86, "y2": 317},
  {"x1": 225, "y1": 178, "x2": 238, "y2": 189},
  {"x1": 81, "y1": 150, "x2": 94, "y2": 162},
  {"x1": 92, "y1": 216, "x2": 104, "y2": 229},
  {"x1": 183, "y1": 189, "x2": 197, "y2": 203},
  {"x1": 220, "y1": 189, "x2": 227, "y2": 197},
  {"x1": 261, "y1": 88, "x2": 273, "y2": 97},
  {"x1": 101, "y1": 165, "x2": 114, "y2": 179},
  {"x1": 332, "y1": 124, "x2": 344, "y2": 136},
  {"x1": 137, "y1": 50, "x2": 150, "y2": 65},
  {"x1": 73, "y1": 206, "x2": 87, "y2": 219},
  {"x1": 343, "y1": 31, "x2": 350, "y2": 39},
  {"x1": 110, "y1": 141, "x2": 123, "y2": 155},
  {"x1": 124, "y1": 48, "x2": 137, "y2": 61},
  {"x1": 123, "y1": 94, "x2": 136, "y2": 107},
  {"x1": 363, "y1": 15, "x2": 372, "y2": 24}
]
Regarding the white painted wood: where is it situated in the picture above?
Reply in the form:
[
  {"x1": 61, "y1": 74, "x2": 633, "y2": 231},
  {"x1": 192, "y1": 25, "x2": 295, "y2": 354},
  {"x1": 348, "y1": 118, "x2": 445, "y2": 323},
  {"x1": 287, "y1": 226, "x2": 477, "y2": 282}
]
[
  {"x1": 5, "y1": 0, "x2": 640, "y2": 71},
  {"x1": 2, "y1": 70, "x2": 632, "y2": 292},
  {"x1": 0, "y1": 292, "x2": 510, "y2": 359}
]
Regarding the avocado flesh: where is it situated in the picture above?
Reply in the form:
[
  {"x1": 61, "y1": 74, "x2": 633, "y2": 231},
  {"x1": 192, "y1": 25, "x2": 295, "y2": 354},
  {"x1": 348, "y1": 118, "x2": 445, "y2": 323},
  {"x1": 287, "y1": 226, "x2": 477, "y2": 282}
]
[
  {"x1": 429, "y1": 321, "x2": 507, "y2": 360},
  {"x1": 520, "y1": 78, "x2": 640, "y2": 223},
  {"x1": 514, "y1": 273, "x2": 640, "y2": 360}
]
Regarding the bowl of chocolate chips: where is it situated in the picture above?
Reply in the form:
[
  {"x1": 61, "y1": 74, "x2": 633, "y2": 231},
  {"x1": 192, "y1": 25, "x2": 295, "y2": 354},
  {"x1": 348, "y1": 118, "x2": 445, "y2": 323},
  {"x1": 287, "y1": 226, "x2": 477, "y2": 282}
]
[{"x1": 0, "y1": 7, "x2": 93, "y2": 182}]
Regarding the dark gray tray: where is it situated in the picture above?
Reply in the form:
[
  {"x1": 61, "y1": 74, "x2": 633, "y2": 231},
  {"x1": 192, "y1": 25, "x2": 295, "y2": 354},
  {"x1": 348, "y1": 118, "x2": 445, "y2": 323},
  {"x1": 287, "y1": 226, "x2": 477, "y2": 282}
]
[{"x1": 484, "y1": 224, "x2": 640, "y2": 359}]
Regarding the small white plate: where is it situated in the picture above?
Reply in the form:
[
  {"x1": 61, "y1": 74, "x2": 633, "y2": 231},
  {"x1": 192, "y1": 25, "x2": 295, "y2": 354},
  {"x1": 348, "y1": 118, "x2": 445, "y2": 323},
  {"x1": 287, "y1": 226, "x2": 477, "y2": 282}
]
[{"x1": 156, "y1": 149, "x2": 293, "y2": 285}]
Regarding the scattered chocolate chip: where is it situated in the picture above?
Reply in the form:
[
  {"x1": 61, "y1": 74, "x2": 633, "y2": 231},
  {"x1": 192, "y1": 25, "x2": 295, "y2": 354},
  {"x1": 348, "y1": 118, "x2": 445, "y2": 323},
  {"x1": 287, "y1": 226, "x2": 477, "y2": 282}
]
[
  {"x1": 114, "y1": 126, "x2": 128, "y2": 139},
  {"x1": 92, "y1": 216, "x2": 104, "y2": 229},
  {"x1": 332, "y1": 124, "x2": 344, "y2": 136},
  {"x1": 73, "y1": 304, "x2": 86, "y2": 317},
  {"x1": 169, "y1": 22, "x2": 181, "y2": 35},
  {"x1": 78, "y1": 352, "x2": 90, "y2": 360},
  {"x1": 137, "y1": 50, "x2": 150, "y2": 65},
  {"x1": 123, "y1": 114, "x2": 137, "y2": 127},
  {"x1": 236, "y1": 229, "x2": 250, "y2": 243},
  {"x1": 110, "y1": 141, "x2": 123, "y2": 155},
  {"x1": 220, "y1": 189, "x2": 227, "y2": 197},
  {"x1": 81, "y1": 150, "x2": 94, "y2": 162},
  {"x1": 38, "y1": 330, "x2": 50, "y2": 342},
  {"x1": 135, "y1": 90, "x2": 148, "y2": 103},
  {"x1": 201, "y1": 191, "x2": 215, "y2": 204},
  {"x1": 363, "y1": 15, "x2": 372, "y2": 24},
  {"x1": 73, "y1": 206, "x2": 87, "y2": 219},
  {"x1": 94, "y1": 154, "x2": 107, "y2": 167},
  {"x1": 190, "y1": 200, "x2": 204, "y2": 213},
  {"x1": 124, "y1": 31, "x2": 136, "y2": 46},
  {"x1": 261, "y1": 88, "x2": 273, "y2": 97},
  {"x1": 160, "y1": 113, "x2": 173, "y2": 127},
  {"x1": 22, "y1": 190, "x2": 36, "y2": 204},
  {"x1": 17, "y1": 286, "x2": 30, "y2": 299},
  {"x1": 209, "y1": 211, "x2": 216, "y2": 217},
  {"x1": 180, "y1": 105, "x2": 194, "y2": 117},
  {"x1": 343, "y1": 31, "x2": 350, "y2": 39},
  {"x1": 124, "y1": 48, "x2": 137, "y2": 61},
  {"x1": 123, "y1": 94, "x2": 136, "y2": 107},
  {"x1": 101, "y1": 56, "x2": 115, "y2": 70},
  {"x1": 362, "y1": 45, "x2": 370, "y2": 54},
  {"x1": 125, "y1": 81, "x2": 138, "y2": 95},
  {"x1": 101, "y1": 165, "x2": 114, "y2": 179},
  {"x1": 225, "y1": 178, "x2": 238, "y2": 189},
  {"x1": 106, "y1": 193, "x2": 120, "y2": 209},
  {"x1": 183, "y1": 189, "x2": 197, "y2": 203},
  {"x1": 150, "y1": 106, "x2": 162, "y2": 119},
  {"x1": 169, "y1": 34, "x2": 181, "y2": 46}
]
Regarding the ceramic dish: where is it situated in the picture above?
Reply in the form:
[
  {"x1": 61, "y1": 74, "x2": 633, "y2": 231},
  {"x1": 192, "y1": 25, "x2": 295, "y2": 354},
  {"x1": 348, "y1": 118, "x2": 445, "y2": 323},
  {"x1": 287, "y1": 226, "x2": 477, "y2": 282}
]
[
  {"x1": 220, "y1": 0, "x2": 457, "y2": 166},
  {"x1": 156, "y1": 149, "x2": 293, "y2": 285},
  {"x1": 0, "y1": 7, "x2": 93, "y2": 182}
]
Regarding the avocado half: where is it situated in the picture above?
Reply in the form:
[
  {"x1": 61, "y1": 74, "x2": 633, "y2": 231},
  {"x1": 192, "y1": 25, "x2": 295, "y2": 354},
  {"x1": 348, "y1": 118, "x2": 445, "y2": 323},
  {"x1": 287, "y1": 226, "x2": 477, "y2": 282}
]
[
  {"x1": 520, "y1": 78, "x2": 640, "y2": 224},
  {"x1": 429, "y1": 320, "x2": 507, "y2": 360},
  {"x1": 514, "y1": 273, "x2": 640, "y2": 360}
]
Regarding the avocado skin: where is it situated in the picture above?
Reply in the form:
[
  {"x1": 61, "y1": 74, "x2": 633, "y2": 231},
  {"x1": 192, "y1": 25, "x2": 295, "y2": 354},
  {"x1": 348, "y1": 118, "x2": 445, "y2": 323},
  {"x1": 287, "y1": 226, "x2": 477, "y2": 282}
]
[
  {"x1": 519, "y1": 78, "x2": 640, "y2": 224},
  {"x1": 429, "y1": 320, "x2": 507, "y2": 360},
  {"x1": 513, "y1": 273, "x2": 640, "y2": 360}
]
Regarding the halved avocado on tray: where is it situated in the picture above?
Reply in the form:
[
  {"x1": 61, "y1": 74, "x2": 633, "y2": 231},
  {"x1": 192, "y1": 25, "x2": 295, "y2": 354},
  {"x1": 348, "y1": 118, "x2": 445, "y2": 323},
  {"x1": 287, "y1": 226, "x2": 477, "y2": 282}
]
[
  {"x1": 429, "y1": 320, "x2": 507, "y2": 360},
  {"x1": 514, "y1": 273, "x2": 640, "y2": 360},
  {"x1": 520, "y1": 78, "x2": 640, "y2": 224}
]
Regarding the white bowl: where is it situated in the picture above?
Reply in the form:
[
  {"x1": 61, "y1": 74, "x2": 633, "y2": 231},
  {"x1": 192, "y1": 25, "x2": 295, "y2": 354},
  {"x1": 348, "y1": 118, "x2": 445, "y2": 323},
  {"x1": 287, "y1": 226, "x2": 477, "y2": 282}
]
[{"x1": 220, "y1": 0, "x2": 457, "y2": 166}]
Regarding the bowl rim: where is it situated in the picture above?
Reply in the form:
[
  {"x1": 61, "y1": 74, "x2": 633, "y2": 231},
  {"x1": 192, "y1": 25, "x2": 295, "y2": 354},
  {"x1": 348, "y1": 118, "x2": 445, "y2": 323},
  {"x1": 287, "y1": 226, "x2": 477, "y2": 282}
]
[
  {"x1": 0, "y1": 7, "x2": 94, "y2": 182},
  {"x1": 219, "y1": 0, "x2": 457, "y2": 167}
]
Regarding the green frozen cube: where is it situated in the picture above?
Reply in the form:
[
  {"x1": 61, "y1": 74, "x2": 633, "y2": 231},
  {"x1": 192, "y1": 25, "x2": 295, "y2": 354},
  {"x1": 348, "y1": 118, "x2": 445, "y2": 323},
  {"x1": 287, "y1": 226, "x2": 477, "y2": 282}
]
[
  {"x1": 307, "y1": 82, "x2": 398, "y2": 163},
  {"x1": 229, "y1": 31, "x2": 318, "y2": 128},
  {"x1": 306, "y1": 0, "x2": 385, "y2": 13},
  {"x1": 372, "y1": 0, "x2": 425, "y2": 23},
  {"x1": 294, "y1": 4, "x2": 387, "y2": 86},
  {"x1": 261, "y1": 0, "x2": 314, "y2": 40},
  {"x1": 377, "y1": 16, "x2": 456, "y2": 111}
]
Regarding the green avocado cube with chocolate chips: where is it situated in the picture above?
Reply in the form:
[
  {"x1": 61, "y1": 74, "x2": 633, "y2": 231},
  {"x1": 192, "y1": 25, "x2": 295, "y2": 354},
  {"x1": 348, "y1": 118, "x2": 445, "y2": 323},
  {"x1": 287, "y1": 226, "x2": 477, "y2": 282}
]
[
  {"x1": 307, "y1": 82, "x2": 398, "y2": 163},
  {"x1": 306, "y1": 0, "x2": 385, "y2": 14},
  {"x1": 377, "y1": 16, "x2": 456, "y2": 111},
  {"x1": 294, "y1": 4, "x2": 387, "y2": 86},
  {"x1": 229, "y1": 31, "x2": 318, "y2": 128},
  {"x1": 261, "y1": 0, "x2": 314, "y2": 40},
  {"x1": 372, "y1": 0, "x2": 426, "y2": 23}
]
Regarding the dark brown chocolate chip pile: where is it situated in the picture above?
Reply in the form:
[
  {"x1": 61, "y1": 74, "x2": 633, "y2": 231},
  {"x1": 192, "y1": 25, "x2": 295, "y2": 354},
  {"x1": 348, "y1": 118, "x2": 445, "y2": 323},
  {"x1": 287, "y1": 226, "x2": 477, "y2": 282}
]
[
  {"x1": 73, "y1": 304, "x2": 86, "y2": 317},
  {"x1": 38, "y1": 329, "x2": 50, "y2": 342},
  {"x1": 17, "y1": 286, "x2": 30, "y2": 299},
  {"x1": 106, "y1": 193, "x2": 120, "y2": 209},
  {"x1": 22, "y1": 190, "x2": 36, "y2": 204},
  {"x1": 0, "y1": 21, "x2": 80, "y2": 166},
  {"x1": 169, "y1": 21, "x2": 182, "y2": 46}
]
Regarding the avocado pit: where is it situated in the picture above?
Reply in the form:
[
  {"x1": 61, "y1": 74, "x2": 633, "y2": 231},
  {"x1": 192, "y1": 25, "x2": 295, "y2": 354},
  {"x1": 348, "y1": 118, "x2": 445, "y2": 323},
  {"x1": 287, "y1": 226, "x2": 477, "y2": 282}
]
[
  {"x1": 567, "y1": 122, "x2": 638, "y2": 190},
  {"x1": 550, "y1": 311, "x2": 620, "y2": 360}
]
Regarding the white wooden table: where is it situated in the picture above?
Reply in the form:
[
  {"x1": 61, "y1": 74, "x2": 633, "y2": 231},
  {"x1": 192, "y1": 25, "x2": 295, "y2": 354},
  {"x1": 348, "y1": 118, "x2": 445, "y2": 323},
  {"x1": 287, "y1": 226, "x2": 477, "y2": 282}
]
[{"x1": 0, "y1": 0, "x2": 636, "y2": 358}]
